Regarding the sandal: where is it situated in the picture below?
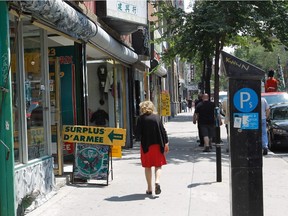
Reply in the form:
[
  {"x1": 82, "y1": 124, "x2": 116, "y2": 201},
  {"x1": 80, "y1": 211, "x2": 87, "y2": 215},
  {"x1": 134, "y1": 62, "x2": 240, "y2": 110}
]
[
  {"x1": 146, "y1": 190, "x2": 152, "y2": 195},
  {"x1": 155, "y1": 183, "x2": 161, "y2": 195}
]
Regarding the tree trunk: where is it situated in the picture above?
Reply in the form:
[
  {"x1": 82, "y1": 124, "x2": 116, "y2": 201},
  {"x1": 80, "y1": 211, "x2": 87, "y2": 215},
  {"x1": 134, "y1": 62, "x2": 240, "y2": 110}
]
[
  {"x1": 205, "y1": 58, "x2": 212, "y2": 97},
  {"x1": 214, "y1": 38, "x2": 221, "y2": 144}
]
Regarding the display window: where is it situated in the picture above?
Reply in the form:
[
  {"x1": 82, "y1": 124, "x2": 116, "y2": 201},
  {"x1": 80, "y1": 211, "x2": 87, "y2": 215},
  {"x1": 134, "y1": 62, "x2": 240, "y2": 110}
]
[
  {"x1": 10, "y1": 15, "x2": 48, "y2": 163},
  {"x1": 23, "y1": 20, "x2": 46, "y2": 160}
]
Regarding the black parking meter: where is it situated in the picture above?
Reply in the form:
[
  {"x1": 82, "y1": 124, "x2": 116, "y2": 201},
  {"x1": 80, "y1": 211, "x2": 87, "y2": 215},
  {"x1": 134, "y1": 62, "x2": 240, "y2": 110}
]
[{"x1": 221, "y1": 51, "x2": 265, "y2": 216}]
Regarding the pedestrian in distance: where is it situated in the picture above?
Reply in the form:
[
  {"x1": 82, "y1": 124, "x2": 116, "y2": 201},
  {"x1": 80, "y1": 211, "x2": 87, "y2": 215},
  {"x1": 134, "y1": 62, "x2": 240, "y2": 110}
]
[
  {"x1": 193, "y1": 93, "x2": 222, "y2": 152},
  {"x1": 182, "y1": 98, "x2": 188, "y2": 112},
  {"x1": 194, "y1": 93, "x2": 204, "y2": 146},
  {"x1": 265, "y1": 69, "x2": 278, "y2": 92},
  {"x1": 136, "y1": 100, "x2": 169, "y2": 195},
  {"x1": 261, "y1": 97, "x2": 270, "y2": 155},
  {"x1": 187, "y1": 98, "x2": 193, "y2": 112}
]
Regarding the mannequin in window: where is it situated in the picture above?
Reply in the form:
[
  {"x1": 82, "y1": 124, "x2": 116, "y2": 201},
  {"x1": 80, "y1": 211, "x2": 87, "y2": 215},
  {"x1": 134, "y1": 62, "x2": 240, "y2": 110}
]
[
  {"x1": 97, "y1": 65, "x2": 108, "y2": 104},
  {"x1": 90, "y1": 109, "x2": 109, "y2": 127}
]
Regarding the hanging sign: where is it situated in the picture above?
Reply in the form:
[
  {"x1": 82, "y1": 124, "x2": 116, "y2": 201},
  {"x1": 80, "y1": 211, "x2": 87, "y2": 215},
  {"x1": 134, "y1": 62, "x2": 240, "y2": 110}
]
[{"x1": 160, "y1": 91, "x2": 171, "y2": 116}]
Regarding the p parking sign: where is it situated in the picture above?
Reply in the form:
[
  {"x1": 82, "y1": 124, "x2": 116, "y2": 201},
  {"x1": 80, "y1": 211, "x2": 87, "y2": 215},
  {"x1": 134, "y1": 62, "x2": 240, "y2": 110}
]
[{"x1": 233, "y1": 88, "x2": 258, "y2": 112}]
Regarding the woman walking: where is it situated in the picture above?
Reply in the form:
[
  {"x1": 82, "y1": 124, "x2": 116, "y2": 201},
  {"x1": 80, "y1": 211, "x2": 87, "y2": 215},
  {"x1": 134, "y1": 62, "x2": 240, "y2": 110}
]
[{"x1": 136, "y1": 100, "x2": 169, "y2": 195}]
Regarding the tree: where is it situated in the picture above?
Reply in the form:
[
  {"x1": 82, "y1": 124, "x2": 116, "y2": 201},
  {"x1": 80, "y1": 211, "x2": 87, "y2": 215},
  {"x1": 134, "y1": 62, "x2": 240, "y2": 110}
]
[
  {"x1": 153, "y1": 1, "x2": 288, "y2": 104},
  {"x1": 234, "y1": 40, "x2": 288, "y2": 89}
]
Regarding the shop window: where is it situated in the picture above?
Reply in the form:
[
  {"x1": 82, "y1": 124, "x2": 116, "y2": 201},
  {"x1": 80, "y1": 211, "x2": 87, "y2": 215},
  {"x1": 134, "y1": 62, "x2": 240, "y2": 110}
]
[
  {"x1": 11, "y1": 15, "x2": 48, "y2": 163},
  {"x1": 23, "y1": 21, "x2": 46, "y2": 160}
]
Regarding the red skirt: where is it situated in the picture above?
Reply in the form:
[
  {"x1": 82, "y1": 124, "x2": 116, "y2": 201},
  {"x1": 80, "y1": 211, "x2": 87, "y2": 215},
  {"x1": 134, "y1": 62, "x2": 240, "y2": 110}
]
[{"x1": 141, "y1": 144, "x2": 167, "y2": 168}]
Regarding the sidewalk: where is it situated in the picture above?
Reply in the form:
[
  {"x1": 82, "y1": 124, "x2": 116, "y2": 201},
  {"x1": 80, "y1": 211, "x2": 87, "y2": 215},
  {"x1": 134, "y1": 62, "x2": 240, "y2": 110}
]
[{"x1": 26, "y1": 112, "x2": 288, "y2": 216}]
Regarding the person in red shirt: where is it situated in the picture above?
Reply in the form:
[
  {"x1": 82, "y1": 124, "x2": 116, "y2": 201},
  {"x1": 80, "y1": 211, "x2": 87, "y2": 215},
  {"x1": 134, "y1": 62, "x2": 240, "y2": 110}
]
[{"x1": 265, "y1": 69, "x2": 278, "y2": 92}]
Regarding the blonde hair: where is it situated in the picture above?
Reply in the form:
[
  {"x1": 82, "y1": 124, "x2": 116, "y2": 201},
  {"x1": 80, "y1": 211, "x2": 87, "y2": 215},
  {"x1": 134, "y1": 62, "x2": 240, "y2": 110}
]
[{"x1": 139, "y1": 100, "x2": 157, "y2": 115}]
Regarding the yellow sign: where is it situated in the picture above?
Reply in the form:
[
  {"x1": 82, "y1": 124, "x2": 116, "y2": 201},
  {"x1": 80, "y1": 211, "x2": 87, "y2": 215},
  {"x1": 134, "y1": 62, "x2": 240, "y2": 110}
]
[
  {"x1": 111, "y1": 145, "x2": 122, "y2": 158},
  {"x1": 161, "y1": 91, "x2": 171, "y2": 116},
  {"x1": 62, "y1": 125, "x2": 126, "y2": 146}
]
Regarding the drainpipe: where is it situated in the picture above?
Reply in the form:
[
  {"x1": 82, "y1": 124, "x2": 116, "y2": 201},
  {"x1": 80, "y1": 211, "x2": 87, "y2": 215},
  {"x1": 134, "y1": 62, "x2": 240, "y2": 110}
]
[{"x1": 0, "y1": 2, "x2": 16, "y2": 216}]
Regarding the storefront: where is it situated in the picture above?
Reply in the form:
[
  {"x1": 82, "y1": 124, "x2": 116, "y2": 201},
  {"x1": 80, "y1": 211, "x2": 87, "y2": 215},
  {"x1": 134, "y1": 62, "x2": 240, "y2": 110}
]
[
  {"x1": 8, "y1": 12, "x2": 78, "y2": 215},
  {"x1": 86, "y1": 60, "x2": 135, "y2": 148},
  {"x1": 1, "y1": 1, "x2": 139, "y2": 214}
]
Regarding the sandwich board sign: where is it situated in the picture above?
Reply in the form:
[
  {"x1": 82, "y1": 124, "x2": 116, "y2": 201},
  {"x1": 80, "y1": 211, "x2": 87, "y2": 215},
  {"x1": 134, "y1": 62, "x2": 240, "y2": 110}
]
[{"x1": 62, "y1": 125, "x2": 126, "y2": 185}]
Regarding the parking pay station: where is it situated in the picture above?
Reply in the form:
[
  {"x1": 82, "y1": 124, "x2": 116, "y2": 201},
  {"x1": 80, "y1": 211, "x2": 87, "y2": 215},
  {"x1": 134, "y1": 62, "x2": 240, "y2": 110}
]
[{"x1": 221, "y1": 51, "x2": 265, "y2": 216}]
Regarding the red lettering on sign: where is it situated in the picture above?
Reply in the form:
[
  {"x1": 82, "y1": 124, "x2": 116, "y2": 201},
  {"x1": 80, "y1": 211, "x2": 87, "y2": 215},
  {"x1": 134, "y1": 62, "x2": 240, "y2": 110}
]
[
  {"x1": 64, "y1": 142, "x2": 74, "y2": 154},
  {"x1": 59, "y1": 56, "x2": 73, "y2": 64}
]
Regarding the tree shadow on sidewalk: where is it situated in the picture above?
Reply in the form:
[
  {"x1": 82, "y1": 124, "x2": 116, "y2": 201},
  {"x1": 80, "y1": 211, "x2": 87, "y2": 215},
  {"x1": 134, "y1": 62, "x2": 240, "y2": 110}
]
[
  {"x1": 166, "y1": 135, "x2": 230, "y2": 166},
  {"x1": 167, "y1": 113, "x2": 194, "y2": 122},
  {"x1": 119, "y1": 112, "x2": 230, "y2": 167}
]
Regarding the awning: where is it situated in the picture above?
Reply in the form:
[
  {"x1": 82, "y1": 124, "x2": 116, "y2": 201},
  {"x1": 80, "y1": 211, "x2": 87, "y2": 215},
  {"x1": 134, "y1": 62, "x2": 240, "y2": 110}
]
[
  {"x1": 154, "y1": 65, "x2": 167, "y2": 77},
  {"x1": 133, "y1": 60, "x2": 150, "y2": 71},
  {"x1": 17, "y1": 0, "x2": 138, "y2": 65},
  {"x1": 150, "y1": 59, "x2": 167, "y2": 77},
  {"x1": 89, "y1": 26, "x2": 138, "y2": 64},
  {"x1": 179, "y1": 78, "x2": 185, "y2": 83}
]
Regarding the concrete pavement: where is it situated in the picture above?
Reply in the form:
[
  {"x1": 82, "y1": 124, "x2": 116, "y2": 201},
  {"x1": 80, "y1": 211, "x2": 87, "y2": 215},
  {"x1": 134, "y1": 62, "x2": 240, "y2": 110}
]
[{"x1": 26, "y1": 111, "x2": 288, "y2": 216}]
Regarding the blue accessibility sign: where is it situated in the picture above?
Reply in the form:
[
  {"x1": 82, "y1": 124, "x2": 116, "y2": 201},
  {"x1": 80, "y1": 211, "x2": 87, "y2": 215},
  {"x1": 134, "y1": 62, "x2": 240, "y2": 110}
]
[{"x1": 233, "y1": 88, "x2": 258, "y2": 112}]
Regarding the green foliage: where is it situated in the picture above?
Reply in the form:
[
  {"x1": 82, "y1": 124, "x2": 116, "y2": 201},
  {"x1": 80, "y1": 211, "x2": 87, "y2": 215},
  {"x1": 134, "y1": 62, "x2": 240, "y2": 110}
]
[
  {"x1": 153, "y1": 1, "x2": 288, "y2": 64},
  {"x1": 152, "y1": 1, "x2": 288, "y2": 95},
  {"x1": 234, "y1": 40, "x2": 288, "y2": 73}
]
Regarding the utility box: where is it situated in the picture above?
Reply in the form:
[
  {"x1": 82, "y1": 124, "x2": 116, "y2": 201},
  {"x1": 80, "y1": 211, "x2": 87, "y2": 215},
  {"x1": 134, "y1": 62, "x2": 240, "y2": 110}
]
[{"x1": 221, "y1": 51, "x2": 265, "y2": 216}]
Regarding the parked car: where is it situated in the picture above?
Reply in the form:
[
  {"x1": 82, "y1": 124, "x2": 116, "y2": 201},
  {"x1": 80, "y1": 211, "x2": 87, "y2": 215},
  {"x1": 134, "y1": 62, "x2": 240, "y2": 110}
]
[
  {"x1": 261, "y1": 92, "x2": 288, "y2": 106},
  {"x1": 219, "y1": 91, "x2": 227, "y2": 104},
  {"x1": 219, "y1": 91, "x2": 227, "y2": 116},
  {"x1": 267, "y1": 103, "x2": 288, "y2": 150}
]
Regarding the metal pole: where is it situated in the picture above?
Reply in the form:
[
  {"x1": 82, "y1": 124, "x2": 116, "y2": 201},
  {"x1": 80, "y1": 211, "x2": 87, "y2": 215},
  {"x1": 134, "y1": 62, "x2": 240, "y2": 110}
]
[
  {"x1": 215, "y1": 107, "x2": 222, "y2": 182},
  {"x1": 216, "y1": 144, "x2": 222, "y2": 182},
  {"x1": 0, "y1": 2, "x2": 16, "y2": 215}
]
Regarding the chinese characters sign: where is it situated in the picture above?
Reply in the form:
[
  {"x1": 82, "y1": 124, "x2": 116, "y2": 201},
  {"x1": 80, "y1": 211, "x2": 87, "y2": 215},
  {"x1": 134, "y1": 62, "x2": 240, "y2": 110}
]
[
  {"x1": 117, "y1": 1, "x2": 137, "y2": 15},
  {"x1": 106, "y1": 0, "x2": 147, "y2": 25}
]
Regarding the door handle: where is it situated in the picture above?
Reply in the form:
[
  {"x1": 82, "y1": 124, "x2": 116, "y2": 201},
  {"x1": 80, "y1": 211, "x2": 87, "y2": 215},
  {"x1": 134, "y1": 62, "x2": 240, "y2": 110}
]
[{"x1": 0, "y1": 139, "x2": 10, "y2": 160}]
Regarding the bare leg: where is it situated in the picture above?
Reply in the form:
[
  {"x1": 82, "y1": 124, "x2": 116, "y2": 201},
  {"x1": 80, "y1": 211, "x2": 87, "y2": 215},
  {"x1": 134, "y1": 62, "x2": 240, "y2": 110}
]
[
  {"x1": 155, "y1": 167, "x2": 162, "y2": 194},
  {"x1": 145, "y1": 167, "x2": 152, "y2": 192},
  {"x1": 203, "y1": 136, "x2": 210, "y2": 147},
  {"x1": 203, "y1": 136, "x2": 211, "y2": 152},
  {"x1": 155, "y1": 167, "x2": 162, "y2": 184}
]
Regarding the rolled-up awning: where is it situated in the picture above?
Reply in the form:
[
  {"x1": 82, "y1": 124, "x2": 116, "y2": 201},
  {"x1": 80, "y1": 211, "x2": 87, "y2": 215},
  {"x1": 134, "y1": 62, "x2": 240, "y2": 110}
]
[
  {"x1": 150, "y1": 59, "x2": 167, "y2": 77},
  {"x1": 88, "y1": 26, "x2": 138, "y2": 64},
  {"x1": 17, "y1": 0, "x2": 138, "y2": 64},
  {"x1": 154, "y1": 65, "x2": 167, "y2": 77}
]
